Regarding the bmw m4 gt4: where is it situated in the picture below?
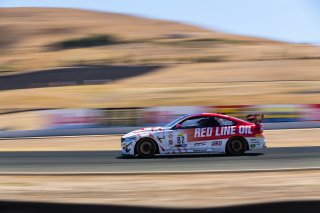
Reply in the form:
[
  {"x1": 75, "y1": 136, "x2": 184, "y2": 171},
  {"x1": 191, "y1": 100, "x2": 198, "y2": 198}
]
[{"x1": 121, "y1": 113, "x2": 266, "y2": 158}]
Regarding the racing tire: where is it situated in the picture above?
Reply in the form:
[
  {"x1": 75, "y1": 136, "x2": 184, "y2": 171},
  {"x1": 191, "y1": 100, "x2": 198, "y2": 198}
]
[
  {"x1": 136, "y1": 139, "x2": 157, "y2": 158},
  {"x1": 226, "y1": 137, "x2": 247, "y2": 156}
]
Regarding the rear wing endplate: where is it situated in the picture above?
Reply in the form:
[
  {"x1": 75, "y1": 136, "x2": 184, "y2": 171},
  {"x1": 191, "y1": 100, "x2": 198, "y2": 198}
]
[{"x1": 246, "y1": 114, "x2": 265, "y2": 124}]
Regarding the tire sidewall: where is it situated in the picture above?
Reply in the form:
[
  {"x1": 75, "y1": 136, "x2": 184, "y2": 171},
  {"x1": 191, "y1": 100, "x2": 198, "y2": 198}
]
[
  {"x1": 136, "y1": 139, "x2": 156, "y2": 158},
  {"x1": 226, "y1": 138, "x2": 247, "y2": 156}
]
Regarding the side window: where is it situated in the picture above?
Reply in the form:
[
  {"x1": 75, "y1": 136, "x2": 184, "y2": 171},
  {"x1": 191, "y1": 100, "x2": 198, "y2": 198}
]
[
  {"x1": 180, "y1": 117, "x2": 210, "y2": 129},
  {"x1": 211, "y1": 117, "x2": 236, "y2": 126}
]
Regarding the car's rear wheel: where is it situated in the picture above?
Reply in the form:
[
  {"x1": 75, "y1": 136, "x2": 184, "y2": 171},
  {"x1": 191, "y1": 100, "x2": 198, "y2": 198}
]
[
  {"x1": 226, "y1": 138, "x2": 247, "y2": 156},
  {"x1": 136, "y1": 139, "x2": 156, "y2": 158}
]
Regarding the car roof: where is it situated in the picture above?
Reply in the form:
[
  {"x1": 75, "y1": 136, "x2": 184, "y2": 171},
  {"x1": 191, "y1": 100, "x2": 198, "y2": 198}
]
[
  {"x1": 186, "y1": 113, "x2": 229, "y2": 117},
  {"x1": 184, "y1": 113, "x2": 250, "y2": 124}
]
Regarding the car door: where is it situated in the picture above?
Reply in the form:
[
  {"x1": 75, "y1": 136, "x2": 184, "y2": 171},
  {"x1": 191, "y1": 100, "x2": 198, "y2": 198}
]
[
  {"x1": 206, "y1": 116, "x2": 237, "y2": 153},
  {"x1": 169, "y1": 116, "x2": 211, "y2": 153}
]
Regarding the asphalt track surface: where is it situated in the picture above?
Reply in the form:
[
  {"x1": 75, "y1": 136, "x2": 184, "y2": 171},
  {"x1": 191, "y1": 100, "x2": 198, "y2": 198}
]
[
  {"x1": 0, "y1": 65, "x2": 161, "y2": 90},
  {"x1": 0, "y1": 146, "x2": 319, "y2": 174}
]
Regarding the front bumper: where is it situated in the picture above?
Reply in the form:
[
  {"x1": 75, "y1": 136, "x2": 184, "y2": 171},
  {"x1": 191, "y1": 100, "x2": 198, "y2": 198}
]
[{"x1": 121, "y1": 137, "x2": 136, "y2": 156}]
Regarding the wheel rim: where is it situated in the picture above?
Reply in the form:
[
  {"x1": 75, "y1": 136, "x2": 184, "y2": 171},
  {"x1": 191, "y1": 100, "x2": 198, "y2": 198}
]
[
  {"x1": 140, "y1": 141, "x2": 153, "y2": 155},
  {"x1": 230, "y1": 140, "x2": 243, "y2": 153}
]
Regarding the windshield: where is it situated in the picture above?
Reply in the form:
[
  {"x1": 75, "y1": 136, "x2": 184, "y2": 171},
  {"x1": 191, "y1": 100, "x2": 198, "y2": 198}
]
[{"x1": 164, "y1": 114, "x2": 189, "y2": 128}]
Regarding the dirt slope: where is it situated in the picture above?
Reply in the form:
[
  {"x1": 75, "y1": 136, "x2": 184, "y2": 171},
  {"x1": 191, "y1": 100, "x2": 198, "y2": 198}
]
[
  {"x1": 1, "y1": 7, "x2": 320, "y2": 109},
  {"x1": 1, "y1": 7, "x2": 319, "y2": 73}
]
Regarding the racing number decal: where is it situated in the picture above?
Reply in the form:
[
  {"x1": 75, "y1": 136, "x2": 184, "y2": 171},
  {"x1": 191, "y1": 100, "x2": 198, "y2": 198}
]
[
  {"x1": 177, "y1": 134, "x2": 185, "y2": 144},
  {"x1": 175, "y1": 133, "x2": 188, "y2": 148}
]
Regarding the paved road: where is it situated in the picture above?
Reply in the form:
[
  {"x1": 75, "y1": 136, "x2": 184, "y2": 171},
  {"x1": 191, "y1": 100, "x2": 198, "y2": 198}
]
[
  {"x1": 0, "y1": 65, "x2": 161, "y2": 90},
  {"x1": 0, "y1": 147, "x2": 319, "y2": 174}
]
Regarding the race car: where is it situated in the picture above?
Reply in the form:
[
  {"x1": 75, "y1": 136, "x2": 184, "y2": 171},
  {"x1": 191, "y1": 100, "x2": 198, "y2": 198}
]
[{"x1": 121, "y1": 113, "x2": 266, "y2": 158}]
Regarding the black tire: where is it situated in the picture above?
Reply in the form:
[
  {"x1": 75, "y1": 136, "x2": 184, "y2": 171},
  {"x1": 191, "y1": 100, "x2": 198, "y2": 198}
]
[
  {"x1": 226, "y1": 137, "x2": 247, "y2": 156},
  {"x1": 136, "y1": 139, "x2": 157, "y2": 158}
]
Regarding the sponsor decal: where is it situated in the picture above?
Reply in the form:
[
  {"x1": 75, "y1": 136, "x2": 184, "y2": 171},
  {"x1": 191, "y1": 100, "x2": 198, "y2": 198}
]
[
  {"x1": 193, "y1": 126, "x2": 253, "y2": 139},
  {"x1": 194, "y1": 142, "x2": 207, "y2": 147},
  {"x1": 183, "y1": 125, "x2": 256, "y2": 143},
  {"x1": 250, "y1": 144, "x2": 256, "y2": 148},
  {"x1": 239, "y1": 126, "x2": 253, "y2": 134},
  {"x1": 193, "y1": 148, "x2": 206, "y2": 152},
  {"x1": 250, "y1": 140, "x2": 261, "y2": 146},
  {"x1": 194, "y1": 127, "x2": 213, "y2": 138},
  {"x1": 175, "y1": 144, "x2": 187, "y2": 148},
  {"x1": 169, "y1": 139, "x2": 173, "y2": 145},
  {"x1": 215, "y1": 126, "x2": 236, "y2": 136},
  {"x1": 211, "y1": 141, "x2": 222, "y2": 146},
  {"x1": 168, "y1": 132, "x2": 174, "y2": 145}
]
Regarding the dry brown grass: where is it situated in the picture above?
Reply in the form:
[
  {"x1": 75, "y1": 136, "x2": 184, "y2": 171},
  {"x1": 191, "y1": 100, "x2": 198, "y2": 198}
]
[
  {"x1": 1, "y1": 170, "x2": 319, "y2": 207},
  {"x1": 0, "y1": 7, "x2": 235, "y2": 72},
  {"x1": 1, "y1": 7, "x2": 320, "y2": 73},
  {"x1": 0, "y1": 60, "x2": 319, "y2": 109}
]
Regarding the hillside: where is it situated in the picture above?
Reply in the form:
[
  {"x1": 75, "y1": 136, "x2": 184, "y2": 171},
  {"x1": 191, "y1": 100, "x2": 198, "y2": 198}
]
[
  {"x1": 1, "y1": 7, "x2": 320, "y2": 74},
  {"x1": 0, "y1": 7, "x2": 320, "y2": 110}
]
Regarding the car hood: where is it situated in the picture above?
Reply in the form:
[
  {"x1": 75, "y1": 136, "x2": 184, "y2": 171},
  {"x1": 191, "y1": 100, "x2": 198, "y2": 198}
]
[
  {"x1": 135, "y1": 126, "x2": 165, "y2": 132},
  {"x1": 123, "y1": 126, "x2": 167, "y2": 138}
]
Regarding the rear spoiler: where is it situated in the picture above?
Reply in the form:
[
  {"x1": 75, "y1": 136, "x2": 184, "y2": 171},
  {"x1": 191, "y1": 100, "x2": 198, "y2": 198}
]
[{"x1": 246, "y1": 114, "x2": 265, "y2": 124}]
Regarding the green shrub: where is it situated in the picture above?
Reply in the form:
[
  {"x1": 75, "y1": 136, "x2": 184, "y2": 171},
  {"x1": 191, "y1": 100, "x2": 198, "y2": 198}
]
[{"x1": 52, "y1": 34, "x2": 118, "y2": 50}]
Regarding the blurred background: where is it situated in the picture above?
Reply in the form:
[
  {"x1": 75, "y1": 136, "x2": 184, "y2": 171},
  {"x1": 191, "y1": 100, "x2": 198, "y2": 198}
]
[
  {"x1": 0, "y1": 1, "x2": 320, "y2": 210},
  {"x1": 1, "y1": 1, "x2": 320, "y2": 131}
]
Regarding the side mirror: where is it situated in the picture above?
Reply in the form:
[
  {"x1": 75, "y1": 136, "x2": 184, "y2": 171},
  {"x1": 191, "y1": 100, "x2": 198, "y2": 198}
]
[{"x1": 175, "y1": 124, "x2": 182, "y2": 129}]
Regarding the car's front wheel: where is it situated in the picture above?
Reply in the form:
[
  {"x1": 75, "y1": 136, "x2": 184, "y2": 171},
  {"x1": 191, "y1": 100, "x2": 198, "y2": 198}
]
[
  {"x1": 136, "y1": 139, "x2": 157, "y2": 158},
  {"x1": 226, "y1": 138, "x2": 247, "y2": 156}
]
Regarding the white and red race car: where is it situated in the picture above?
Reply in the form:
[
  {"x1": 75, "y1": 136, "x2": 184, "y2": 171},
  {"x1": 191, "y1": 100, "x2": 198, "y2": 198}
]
[{"x1": 121, "y1": 113, "x2": 266, "y2": 158}]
